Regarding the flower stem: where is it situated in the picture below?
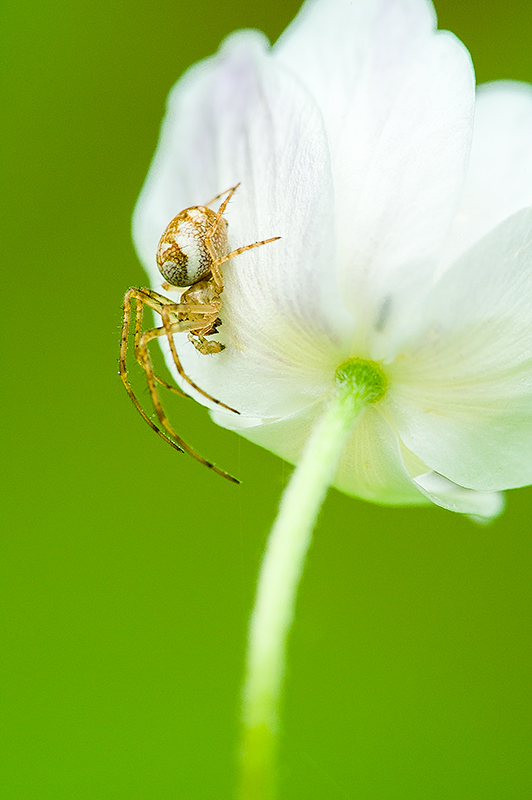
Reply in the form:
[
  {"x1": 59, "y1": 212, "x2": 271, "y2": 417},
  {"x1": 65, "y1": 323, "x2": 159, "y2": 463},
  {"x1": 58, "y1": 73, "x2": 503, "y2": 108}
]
[{"x1": 238, "y1": 385, "x2": 369, "y2": 799}]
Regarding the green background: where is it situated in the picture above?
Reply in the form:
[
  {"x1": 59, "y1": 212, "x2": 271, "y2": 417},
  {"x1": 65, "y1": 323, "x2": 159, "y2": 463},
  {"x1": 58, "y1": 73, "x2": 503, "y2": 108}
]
[{"x1": 2, "y1": 0, "x2": 531, "y2": 797}]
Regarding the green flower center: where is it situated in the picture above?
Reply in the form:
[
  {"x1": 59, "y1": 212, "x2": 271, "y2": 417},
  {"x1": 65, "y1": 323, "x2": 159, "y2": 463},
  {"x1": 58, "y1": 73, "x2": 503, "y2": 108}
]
[{"x1": 335, "y1": 358, "x2": 387, "y2": 404}]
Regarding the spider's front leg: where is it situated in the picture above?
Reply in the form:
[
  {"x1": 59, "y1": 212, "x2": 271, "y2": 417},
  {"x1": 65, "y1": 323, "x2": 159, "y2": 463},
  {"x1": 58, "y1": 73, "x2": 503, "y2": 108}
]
[
  {"x1": 157, "y1": 303, "x2": 238, "y2": 414},
  {"x1": 204, "y1": 223, "x2": 282, "y2": 288}
]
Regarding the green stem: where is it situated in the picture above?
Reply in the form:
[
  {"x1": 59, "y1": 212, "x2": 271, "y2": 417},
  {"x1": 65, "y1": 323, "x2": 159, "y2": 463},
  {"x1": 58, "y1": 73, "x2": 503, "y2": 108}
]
[{"x1": 238, "y1": 385, "x2": 369, "y2": 799}]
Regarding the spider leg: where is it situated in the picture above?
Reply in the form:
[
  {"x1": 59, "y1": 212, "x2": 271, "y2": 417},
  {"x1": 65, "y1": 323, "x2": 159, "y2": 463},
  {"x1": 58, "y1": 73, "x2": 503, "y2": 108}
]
[
  {"x1": 120, "y1": 287, "x2": 239, "y2": 483},
  {"x1": 205, "y1": 234, "x2": 281, "y2": 289},
  {"x1": 137, "y1": 327, "x2": 239, "y2": 483},
  {"x1": 131, "y1": 289, "x2": 188, "y2": 397},
  {"x1": 120, "y1": 288, "x2": 186, "y2": 453},
  {"x1": 216, "y1": 237, "x2": 281, "y2": 269},
  {"x1": 205, "y1": 184, "x2": 282, "y2": 287},
  {"x1": 204, "y1": 182, "x2": 240, "y2": 209},
  {"x1": 203, "y1": 185, "x2": 242, "y2": 289},
  {"x1": 158, "y1": 305, "x2": 240, "y2": 415}
]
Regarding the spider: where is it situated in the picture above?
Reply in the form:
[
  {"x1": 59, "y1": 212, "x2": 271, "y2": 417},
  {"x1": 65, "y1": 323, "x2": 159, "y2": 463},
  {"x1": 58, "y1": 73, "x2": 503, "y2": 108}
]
[{"x1": 119, "y1": 184, "x2": 280, "y2": 483}]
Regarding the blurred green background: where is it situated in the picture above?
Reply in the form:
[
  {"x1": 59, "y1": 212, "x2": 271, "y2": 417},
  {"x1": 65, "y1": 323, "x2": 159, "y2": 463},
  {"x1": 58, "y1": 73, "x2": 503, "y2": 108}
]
[{"x1": 1, "y1": 0, "x2": 531, "y2": 797}]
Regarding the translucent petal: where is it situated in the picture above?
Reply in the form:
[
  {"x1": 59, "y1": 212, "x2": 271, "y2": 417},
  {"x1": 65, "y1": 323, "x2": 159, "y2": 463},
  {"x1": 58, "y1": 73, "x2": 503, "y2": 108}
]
[
  {"x1": 275, "y1": 0, "x2": 437, "y2": 145},
  {"x1": 133, "y1": 31, "x2": 354, "y2": 418},
  {"x1": 441, "y1": 81, "x2": 532, "y2": 268},
  {"x1": 213, "y1": 402, "x2": 430, "y2": 507},
  {"x1": 414, "y1": 473, "x2": 505, "y2": 520},
  {"x1": 388, "y1": 206, "x2": 532, "y2": 491},
  {"x1": 275, "y1": 0, "x2": 475, "y2": 331},
  {"x1": 338, "y1": 33, "x2": 474, "y2": 329}
]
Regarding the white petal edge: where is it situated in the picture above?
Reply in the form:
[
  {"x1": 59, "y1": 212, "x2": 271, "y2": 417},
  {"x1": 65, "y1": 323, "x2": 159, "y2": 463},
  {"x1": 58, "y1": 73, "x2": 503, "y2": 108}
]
[
  {"x1": 388, "y1": 205, "x2": 532, "y2": 492},
  {"x1": 415, "y1": 472, "x2": 505, "y2": 521},
  {"x1": 275, "y1": 0, "x2": 437, "y2": 145},
  {"x1": 440, "y1": 80, "x2": 532, "y2": 269}
]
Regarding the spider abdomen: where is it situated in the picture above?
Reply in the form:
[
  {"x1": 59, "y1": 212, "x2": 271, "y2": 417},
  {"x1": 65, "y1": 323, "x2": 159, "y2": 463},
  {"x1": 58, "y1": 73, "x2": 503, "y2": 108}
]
[{"x1": 156, "y1": 206, "x2": 229, "y2": 287}]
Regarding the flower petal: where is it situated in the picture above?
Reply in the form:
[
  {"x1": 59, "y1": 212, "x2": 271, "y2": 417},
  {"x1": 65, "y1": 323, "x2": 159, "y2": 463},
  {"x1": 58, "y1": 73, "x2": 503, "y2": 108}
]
[
  {"x1": 414, "y1": 472, "x2": 504, "y2": 520},
  {"x1": 275, "y1": 0, "x2": 475, "y2": 329},
  {"x1": 335, "y1": 406, "x2": 431, "y2": 505},
  {"x1": 388, "y1": 206, "x2": 532, "y2": 492},
  {"x1": 215, "y1": 400, "x2": 503, "y2": 517},
  {"x1": 133, "y1": 31, "x2": 354, "y2": 417},
  {"x1": 213, "y1": 401, "x2": 430, "y2": 507},
  {"x1": 275, "y1": 0, "x2": 437, "y2": 141},
  {"x1": 440, "y1": 80, "x2": 532, "y2": 267}
]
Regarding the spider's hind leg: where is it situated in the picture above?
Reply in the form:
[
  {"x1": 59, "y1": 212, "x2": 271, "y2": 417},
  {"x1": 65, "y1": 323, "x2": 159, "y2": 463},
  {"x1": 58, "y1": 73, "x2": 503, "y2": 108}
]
[
  {"x1": 120, "y1": 287, "x2": 239, "y2": 483},
  {"x1": 130, "y1": 289, "x2": 188, "y2": 398},
  {"x1": 119, "y1": 287, "x2": 187, "y2": 455}
]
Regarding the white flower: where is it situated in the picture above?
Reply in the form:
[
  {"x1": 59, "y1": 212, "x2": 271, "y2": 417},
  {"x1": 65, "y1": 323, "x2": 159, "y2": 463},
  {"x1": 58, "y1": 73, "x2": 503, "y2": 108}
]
[{"x1": 133, "y1": 0, "x2": 532, "y2": 520}]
